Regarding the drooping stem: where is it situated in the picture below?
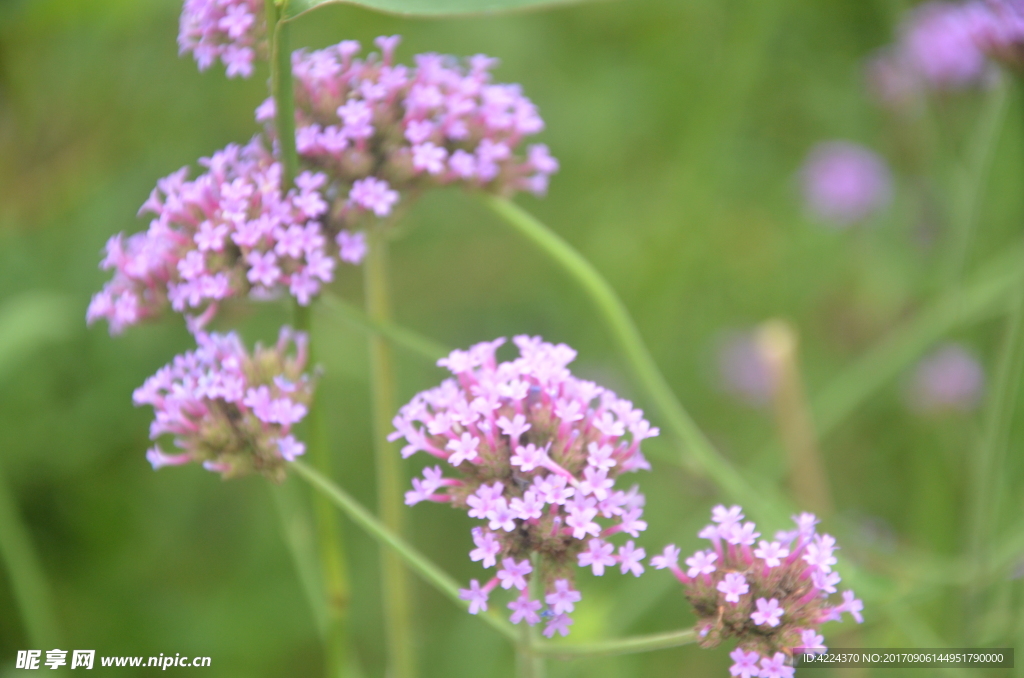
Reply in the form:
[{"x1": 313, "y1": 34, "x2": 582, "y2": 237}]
[
  {"x1": 295, "y1": 303, "x2": 355, "y2": 678},
  {"x1": 320, "y1": 291, "x2": 448, "y2": 362},
  {"x1": 364, "y1": 227, "x2": 418, "y2": 678},
  {"x1": 0, "y1": 457, "x2": 60, "y2": 649},
  {"x1": 292, "y1": 460, "x2": 518, "y2": 643},
  {"x1": 483, "y1": 196, "x2": 786, "y2": 525},
  {"x1": 293, "y1": 460, "x2": 701, "y2": 658}
]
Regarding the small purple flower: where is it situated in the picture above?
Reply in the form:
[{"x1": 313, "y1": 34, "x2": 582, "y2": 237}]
[
  {"x1": 716, "y1": 572, "x2": 749, "y2": 603},
  {"x1": 508, "y1": 593, "x2": 542, "y2": 625},
  {"x1": 902, "y1": 2, "x2": 990, "y2": 88},
  {"x1": 497, "y1": 558, "x2": 533, "y2": 591},
  {"x1": 578, "y1": 539, "x2": 616, "y2": 576},
  {"x1": 337, "y1": 230, "x2": 368, "y2": 264},
  {"x1": 908, "y1": 342, "x2": 984, "y2": 413},
  {"x1": 685, "y1": 549, "x2": 718, "y2": 578},
  {"x1": 179, "y1": 0, "x2": 265, "y2": 78},
  {"x1": 801, "y1": 141, "x2": 892, "y2": 226},
  {"x1": 545, "y1": 579, "x2": 581, "y2": 615},
  {"x1": 459, "y1": 579, "x2": 492, "y2": 614},
  {"x1": 618, "y1": 541, "x2": 646, "y2": 577},
  {"x1": 751, "y1": 597, "x2": 784, "y2": 627},
  {"x1": 717, "y1": 332, "x2": 775, "y2": 406},
  {"x1": 753, "y1": 540, "x2": 790, "y2": 568},
  {"x1": 759, "y1": 652, "x2": 795, "y2": 678},
  {"x1": 543, "y1": 613, "x2": 573, "y2": 638},
  {"x1": 349, "y1": 177, "x2": 399, "y2": 217},
  {"x1": 729, "y1": 648, "x2": 762, "y2": 678}
]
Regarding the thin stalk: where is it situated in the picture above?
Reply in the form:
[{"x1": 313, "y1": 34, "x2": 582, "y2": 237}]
[
  {"x1": 0, "y1": 457, "x2": 59, "y2": 648},
  {"x1": 483, "y1": 196, "x2": 786, "y2": 525},
  {"x1": 364, "y1": 227, "x2": 417, "y2": 678},
  {"x1": 967, "y1": 259, "x2": 1024, "y2": 629},
  {"x1": 940, "y1": 77, "x2": 1008, "y2": 292},
  {"x1": 515, "y1": 555, "x2": 545, "y2": 678},
  {"x1": 296, "y1": 303, "x2": 354, "y2": 678},
  {"x1": 267, "y1": 0, "x2": 299, "y2": 190},
  {"x1": 811, "y1": 246, "x2": 1024, "y2": 437},
  {"x1": 291, "y1": 461, "x2": 519, "y2": 643},
  {"x1": 320, "y1": 292, "x2": 448, "y2": 362},
  {"x1": 270, "y1": 479, "x2": 330, "y2": 638},
  {"x1": 532, "y1": 629, "x2": 697, "y2": 659},
  {"x1": 757, "y1": 320, "x2": 833, "y2": 516}
]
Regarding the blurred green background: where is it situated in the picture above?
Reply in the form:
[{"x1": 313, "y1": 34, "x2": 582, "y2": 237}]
[{"x1": 1, "y1": 0, "x2": 1023, "y2": 675}]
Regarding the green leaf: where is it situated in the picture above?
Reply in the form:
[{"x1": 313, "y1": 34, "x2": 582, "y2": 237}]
[{"x1": 285, "y1": 0, "x2": 590, "y2": 20}]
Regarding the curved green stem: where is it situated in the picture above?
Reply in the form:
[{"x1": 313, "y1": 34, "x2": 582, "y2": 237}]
[
  {"x1": 291, "y1": 460, "x2": 518, "y2": 643},
  {"x1": 296, "y1": 303, "x2": 355, "y2": 678},
  {"x1": 293, "y1": 460, "x2": 700, "y2": 660},
  {"x1": 0, "y1": 458, "x2": 60, "y2": 648},
  {"x1": 483, "y1": 195, "x2": 786, "y2": 524},
  {"x1": 364, "y1": 228, "x2": 418, "y2": 678},
  {"x1": 320, "y1": 291, "x2": 448, "y2": 362},
  {"x1": 532, "y1": 629, "x2": 697, "y2": 659}
]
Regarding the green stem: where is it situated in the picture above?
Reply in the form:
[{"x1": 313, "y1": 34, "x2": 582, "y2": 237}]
[
  {"x1": 269, "y1": 479, "x2": 330, "y2": 638},
  {"x1": 940, "y1": 77, "x2": 1008, "y2": 291},
  {"x1": 515, "y1": 555, "x2": 545, "y2": 678},
  {"x1": 0, "y1": 457, "x2": 59, "y2": 648},
  {"x1": 967, "y1": 256, "x2": 1024, "y2": 628},
  {"x1": 293, "y1": 459, "x2": 701, "y2": 659},
  {"x1": 811, "y1": 246, "x2": 1024, "y2": 438},
  {"x1": 266, "y1": 0, "x2": 298, "y2": 190},
  {"x1": 483, "y1": 196, "x2": 785, "y2": 524},
  {"x1": 291, "y1": 460, "x2": 518, "y2": 643},
  {"x1": 364, "y1": 228, "x2": 418, "y2": 678},
  {"x1": 320, "y1": 291, "x2": 448, "y2": 362},
  {"x1": 532, "y1": 629, "x2": 697, "y2": 659},
  {"x1": 296, "y1": 303, "x2": 354, "y2": 678}
]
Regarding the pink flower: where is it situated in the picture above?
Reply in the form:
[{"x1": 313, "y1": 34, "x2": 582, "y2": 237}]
[
  {"x1": 543, "y1": 613, "x2": 573, "y2": 638},
  {"x1": 508, "y1": 593, "x2": 542, "y2": 625},
  {"x1": 759, "y1": 652, "x2": 795, "y2": 678},
  {"x1": 497, "y1": 558, "x2": 533, "y2": 591},
  {"x1": 751, "y1": 598, "x2": 784, "y2": 627},
  {"x1": 349, "y1": 177, "x2": 399, "y2": 217},
  {"x1": 458, "y1": 579, "x2": 491, "y2": 614},
  {"x1": 729, "y1": 648, "x2": 762, "y2": 678},
  {"x1": 578, "y1": 539, "x2": 616, "y2": 576},
  {"x1": 753, "y1": 540, "x2": 790, "y2": 568},
  {"x1": 179, "y1": 0, "x2": 265, "y2": 78},
  {"x1": 685, "y1": 550, "x2": 718, "y2": 578},
  {"x1": 545, "y1": 579, "x2": 581, "y2": 615},
  {"x1": 717, "y1": 572, "x2": 750, "y2": 603},
  {"x1": 618, "y1": 541, "x2": 646, "y2": 577}
]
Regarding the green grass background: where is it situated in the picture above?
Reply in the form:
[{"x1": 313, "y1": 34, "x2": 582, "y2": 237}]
[{"x1": 0, "y1": 0, "x2": 1022, "y2": 675}]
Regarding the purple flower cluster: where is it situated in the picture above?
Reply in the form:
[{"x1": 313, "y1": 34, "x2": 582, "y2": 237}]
[
  {"x1": 391, "y1": 336, "x2": 656, "y2": 637},
  {"x1": 133, "y1": 327, "x2": 313, "y2": 481},
  {"x1": 87, "y1": 137, "x2": 365, "y2": 335},
  {"x1": 178, "y1": 0, "x2": 266, "y2": 78},
  {"x1": 255, "y1": 36, "x2": 558, "y2": 228},
  {"x1": 651, "y1": 506, "x2": 863, "y2": 677},
  {"x1": 800, "y1": 141, "x2": 892, "y2": 227},
  {"x1": 870, "y1": 0, "x2": 1024, "y2": 99},
  {"x1": 907, "y1": 343, "x2": 985, "y2": 413}
]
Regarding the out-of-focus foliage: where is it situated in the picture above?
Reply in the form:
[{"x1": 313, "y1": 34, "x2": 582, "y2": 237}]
[{"x1": 0, "y1": 0, "x2": 1022, "y2": 676}]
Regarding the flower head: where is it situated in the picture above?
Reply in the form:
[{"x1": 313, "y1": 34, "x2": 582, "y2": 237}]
[
  {"x1": 393, "y1": 336, "x2": 657, "y2": 634},
  {"x1": 907, "y1": 342, "x2": 985, "y2": 413},
  {"x1": 801, "y1": 141, "x2": 892, "y2": 227},
  {"x1": 133, "y1": 327, "x2": 313, "y2": 480},
  {"x1": 262, "y1": 37, "x2": 558, "y2": 232},
  {"x1": 87, "y1": 138, "x2": 361, "y2": 335},
  {"x1": 179, "y1": 0, "x2": 266, "y2": 78},
  {"x1": 650, "y1": 505, "x2": 862, "y2": 670}
]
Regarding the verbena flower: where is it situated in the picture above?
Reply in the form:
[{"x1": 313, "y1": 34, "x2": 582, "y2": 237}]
[
  {"x1": 133, "y1": 327, "x2": 313, "y2": 481},
  {"x1": 178, "y1": 0, "x2": 266, "y2": 78},
  {"x1": 651, "y1": 506, "x2": 863, "y2": 675},
  {"x1": 800, "y1": 141, "x2": 892, "y2": 227},
  {"x1": 391, "y1": 336, "x2": 656, "y2": 636},
  {"x1": 907, "y1": 342, "x2": 984, "y2": 413},
  {"x1": 88, "y1": 137, "x2": 364, "y2": 334},
  {"x1": 257, "y1": 36, "x2": 558, "y2": 229},
  {"x1": 870, "y1": 0, "x2": 1024, "y2": 99}
]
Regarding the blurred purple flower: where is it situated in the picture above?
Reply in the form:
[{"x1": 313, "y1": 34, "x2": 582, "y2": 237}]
[
  {"x1": 801, "y1": 142, "x2": 893, "y2": 227},
  {"x1": 902, "y1": 2, "x2": 991, "y2": 88},
  {"x1": 717, "y1": 331, "x2": 775, "y2": 406},
  {"x1": 908, "y1": 342, "x2": 985, "y2": 413}
]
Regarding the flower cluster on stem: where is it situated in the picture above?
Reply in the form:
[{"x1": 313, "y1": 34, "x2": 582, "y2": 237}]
[
  {"x1": 134, "y1": 327, "x2": 314, "y2": 481},
  {"x1": 87, "y1": 137, "x2": 365, "y2": 335},
  {"x1": 391, "y1": 336, "x2": 656, "y2": 637},
  {"x1": 870, "y1": 0, "x2": 1024, "y2": 100},
  {"x1": 178, "y1": 0, "x2": 266, "y2": 78},
  {"x1": 651, "y1": 506, "x2": 863, "y2": 677},
  {"x1": 256, "y1": 36, "x2": 558, "y2": 230}
]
